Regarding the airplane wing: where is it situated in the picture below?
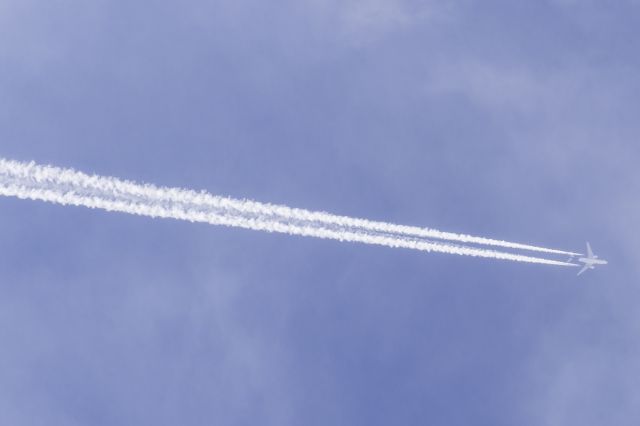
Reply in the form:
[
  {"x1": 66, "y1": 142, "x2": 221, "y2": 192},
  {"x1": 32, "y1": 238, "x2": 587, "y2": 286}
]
[
  {"x1": 577, "y1": 264, "x2": 590, "y2": 276},
  {"x1": 586, "y1": 242, "x2": 594, "y2": 258}
]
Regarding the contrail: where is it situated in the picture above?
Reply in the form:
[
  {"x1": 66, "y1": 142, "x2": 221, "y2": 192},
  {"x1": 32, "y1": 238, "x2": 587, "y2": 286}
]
[
  {"x1": 0, "y1": 158, "x2": 576, "y2": 266},
  {"x1": 0, "y1": 159, "x2": 580, "y2": 256},
  {"x1": 0, "y1": 183, "x2": 573, "y2": 266}
]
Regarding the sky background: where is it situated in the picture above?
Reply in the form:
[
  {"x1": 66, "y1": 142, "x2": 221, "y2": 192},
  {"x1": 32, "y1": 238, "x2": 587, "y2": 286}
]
[{"x1": 1, "y1": 1, "x2": 639, "y2": 424}]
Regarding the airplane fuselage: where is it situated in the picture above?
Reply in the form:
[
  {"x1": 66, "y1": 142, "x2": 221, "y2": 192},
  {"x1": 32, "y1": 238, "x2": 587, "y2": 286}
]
[
  {"x1": 576, "y1": 243, "x2": 607, "y2": 275},
  {"x1": 578, "y1": 257, "x2": 608, "y2": 266}
]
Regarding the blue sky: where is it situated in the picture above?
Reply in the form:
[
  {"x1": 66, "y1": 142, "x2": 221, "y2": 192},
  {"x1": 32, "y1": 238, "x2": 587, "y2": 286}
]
[{"x1": 1, "y1": 1, "x2": 639, "y2": 424}]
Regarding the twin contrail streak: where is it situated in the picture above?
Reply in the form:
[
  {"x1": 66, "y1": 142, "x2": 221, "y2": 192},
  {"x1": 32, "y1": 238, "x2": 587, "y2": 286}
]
[
  {"x1": 0, "y1": 158, "x2": 576, "y2": 267},
  {"x1": 0, "y1": 159, "x2": 579, "y2": 257}
]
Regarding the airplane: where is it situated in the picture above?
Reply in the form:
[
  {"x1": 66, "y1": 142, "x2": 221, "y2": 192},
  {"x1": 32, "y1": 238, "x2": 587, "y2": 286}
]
[{"x1": 575, "y1": 242, "x2": 608, "y2": 276}]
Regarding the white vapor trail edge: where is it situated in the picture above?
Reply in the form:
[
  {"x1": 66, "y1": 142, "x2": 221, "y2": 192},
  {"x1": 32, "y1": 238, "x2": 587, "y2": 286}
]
[
  {"x1": 0, "y1": 159, "x2": 580, "y2": 256},
  {"x1": 0, "y1": 159, "x2": 576, "y2": 266}
]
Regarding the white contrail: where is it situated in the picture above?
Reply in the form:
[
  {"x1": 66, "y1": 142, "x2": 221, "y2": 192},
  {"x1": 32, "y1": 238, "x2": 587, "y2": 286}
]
[
  {"x1": 0, "y1": 183, "x2": 573, "y2": 266},
  {"x1": 0, "y1": 159, "x2": 580, "y2": 256},
  {"x1": 0, "y1": 158, "x2": 576, "y2": 266}
]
